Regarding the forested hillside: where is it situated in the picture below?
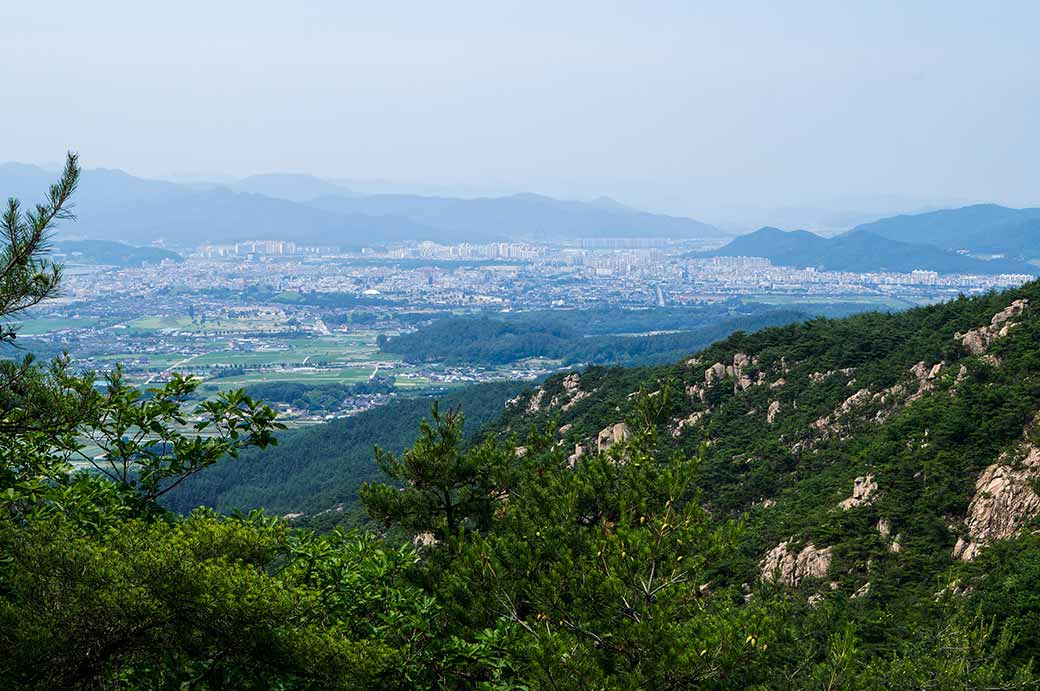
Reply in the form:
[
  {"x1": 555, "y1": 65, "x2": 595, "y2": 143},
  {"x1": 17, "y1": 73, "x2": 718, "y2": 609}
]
[
  {"x1": 377, "y1": 304, "x2": 873, "y2": 367},
  {"x1": 483, "y1": 278, "x2": 1040, "y2": 685},
  {"x1": 162, "y1": 382, "x2": 524, "y2": 519}
]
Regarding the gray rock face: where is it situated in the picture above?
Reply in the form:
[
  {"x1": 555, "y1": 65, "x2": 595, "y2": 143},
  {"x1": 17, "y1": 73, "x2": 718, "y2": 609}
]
[
  {"x1": 813, "y1": 389, "x2": 871, "y2": 431},
  {"x1": 597, "y1": 422, "x2": 630, "y2": 453},
  {"x1": 526, "y1": 388, "x2": 546, "y2": 413},
  {"x1": 705, "y1": 362, "x2": 728, "y2": 385},
  {"x1": 839, "y1": 475, "x2": 878, "y2": 510},
  {"x1": 760, "y1": 541, "x2": 833, "y2": 586},
  {"x1": 672, "y1": 411, "x2": 705, "y2": 437},
  {"x1": 956, "y1": 299, "x2": 1029, "y2": 355},
  {"x1": 953, "y1": 444, "x2": 1040, "y2": 561},
  {"x1": 767, "y1": 400, "x2": 781, "y2": 424},
  {"x1": 704, "y1": 352, "x2": 759, "y2": 389}
]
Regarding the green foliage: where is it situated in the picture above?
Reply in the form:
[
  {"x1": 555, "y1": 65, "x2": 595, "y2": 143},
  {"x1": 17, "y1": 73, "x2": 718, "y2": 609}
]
[
  {"x1": 0, "y1": 152, "x2": 78, "y2": 343},
  {"x1": 380, "y1": 308, "x2": 819, "y2": 367},
  {"x1": 0, "y1": 502, "x2": 517, "y2": 690},
  {"x1": 361, "y1": 402, "x2": 515, "y2": 540},
  {"x1": 85, "y1": 367, "x2": 284, "y2": 501},
  {"x1": 162, "y1": 381, "x2": 525, "y2": 518}
]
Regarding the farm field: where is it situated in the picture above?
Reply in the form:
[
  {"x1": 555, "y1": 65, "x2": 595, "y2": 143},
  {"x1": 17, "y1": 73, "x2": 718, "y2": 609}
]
[{"x1": 15, "y1": 316, "x2": 104, "y2": 334}]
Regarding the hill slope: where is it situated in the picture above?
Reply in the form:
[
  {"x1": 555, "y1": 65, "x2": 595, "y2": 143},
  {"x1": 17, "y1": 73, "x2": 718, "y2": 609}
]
[
  {"x1": 700, "y1": 225, "x2": 1037, "y2": 274},
  {"x1": 162, "y1": 382, "x2": 525, "y2": 518},
  {"x1": 491, "y1": 279, "x2": 1040, "y2": 666}
]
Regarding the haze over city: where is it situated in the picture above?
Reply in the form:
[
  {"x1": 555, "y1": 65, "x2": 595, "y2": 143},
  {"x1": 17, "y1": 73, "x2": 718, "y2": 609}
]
[{"x1": 3, "y1": 1, "x2": 1039, "y2": 230}]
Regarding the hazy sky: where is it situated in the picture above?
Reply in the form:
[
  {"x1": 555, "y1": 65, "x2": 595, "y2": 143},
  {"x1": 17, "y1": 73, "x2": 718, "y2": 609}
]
[{"x1": 2, "y1": 1, "x2": 1038, "y2": 223}]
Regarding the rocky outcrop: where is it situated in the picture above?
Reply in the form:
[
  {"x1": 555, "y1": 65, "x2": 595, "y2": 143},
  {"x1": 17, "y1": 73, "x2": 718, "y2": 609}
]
[
  {"x1": 685, "y1": 383, "x2": 706, "y2": 402},
  {"x1": 672, "y1": 411, "x2": 705, "y2": 437},
  {"x1": 839, "y1": 475, "x2": 878, "y2": 510},
  {"x1": 518, "y1": 374, "x2": 592, "y2": 414},
  {"x1": 906, "y1": 360, "x2": 944, "y2": 403},
  {"x1": 705, "y1": 362, "x2": 728, "y2": 385},
  {"x1": 767, "y1": 401, "x2": 781, "y2": 424},
  {"x1": 597, "y1": 422, "x2": 630, "y2": 453},
  {"x1": 566, "y1": 443, "x2": 584, "y2": 468},
  {"x1": 802, "y1": 361, "x2": 947, "y2": 451},
  {"x1": 413, "y1": 531, "x2": 439, "y2": 550},
  {"x1": 813, "y1": 389, "x2": 871, "y2": 431},
  {"x1": 808, "y1": 368, "x2": 856, "y2": 384},
  {"x1": 953, "y1": 444, "x2": 1040, "y2": 561},
  {"x1": 703, "y1": 352, "x2": 759, "y2": 390},
  {"x1": 760, "y1": 541, "x2": 833, "y2": 586},
  {"x1": 559, "y1": 373, "x2": 590, "y2": 411},
  {"x1": 876, "y1": 519, "x2": 902, "y2": 552},
  {"x1": 546, "y1": 373, "x2": 592, "y2": 411},
  {"x1": 526, "y1": 388, "x2": 546, "y2": 414},
  {"x1": 955, "y1": 299, "x2": 1028, "y2": 355}
]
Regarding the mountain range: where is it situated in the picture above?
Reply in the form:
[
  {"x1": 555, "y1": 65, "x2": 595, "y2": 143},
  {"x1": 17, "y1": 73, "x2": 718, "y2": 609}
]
[
  {"x1": 698, "y1": 226, "x2": 1038, "y2": 275},
  {"x1": 0, "y1": 164, "x2": 724, "y2": 248},
  {"x1": 7, "y1": 162, "x2": 1038, "y2": 273},
  {"x1": 851, "y1": 203, "x2": 1040, "y2": 259}
]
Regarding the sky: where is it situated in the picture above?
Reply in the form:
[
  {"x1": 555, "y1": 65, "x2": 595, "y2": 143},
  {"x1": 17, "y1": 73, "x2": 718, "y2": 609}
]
[{"x1": 2, "y1": 1, "x2": 1038, "y2": 228}]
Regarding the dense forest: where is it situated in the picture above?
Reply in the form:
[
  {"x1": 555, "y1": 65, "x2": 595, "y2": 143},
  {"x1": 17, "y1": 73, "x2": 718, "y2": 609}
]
[
  {"x1": 377, "y1": 303, "x2": 879, "y2": 367},
  {"x1": 163, "y1": 381, "x2": 524, "y2": 520},
  {"x1": 3, "y1": 159, "x2": 1040, "y2": 689}
]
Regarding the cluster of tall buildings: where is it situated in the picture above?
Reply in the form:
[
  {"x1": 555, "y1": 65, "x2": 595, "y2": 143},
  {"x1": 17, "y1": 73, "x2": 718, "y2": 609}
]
[{"x1": 199, "y1": 241, "x2": 336, "y2": 258}]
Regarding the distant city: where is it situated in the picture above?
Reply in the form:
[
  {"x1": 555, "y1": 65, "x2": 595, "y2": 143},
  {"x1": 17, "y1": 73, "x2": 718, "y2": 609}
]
[
  {"x1": 17, "y1": 235, "x2": 1032, "y2": 430},
  {"x1": 87, "y1": 237, "x2": 1033, "y2": 306}
]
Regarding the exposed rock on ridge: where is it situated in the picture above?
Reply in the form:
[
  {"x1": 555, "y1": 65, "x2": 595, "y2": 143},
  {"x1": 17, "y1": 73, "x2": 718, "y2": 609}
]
[
  {"x1": 953, "y1": 443, "x2": 1040, "y2": 561},
  {"x1": 955, "y1": 298, "x2": 1029, "y2": 355},
  {"x1": 839, "y1": 475, "x2": 878, "y2": 510},
  {"x1": 760, "y1": 541, "x2": 833, "y2": 586}
]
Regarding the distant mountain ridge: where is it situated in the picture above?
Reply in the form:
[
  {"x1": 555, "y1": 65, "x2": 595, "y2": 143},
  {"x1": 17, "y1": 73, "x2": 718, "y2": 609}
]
[
  {"x1": 307, "y1": 191, "x2": 722, "y2": 242},
  {"x1": 227, "y1": 173, "x2": 354, "y2": 203},
  {"x1": 699, "y1": 225, "x2": 1037, "y2": 275},
  {"x1": 0, "y1": 163, "x2": 723, "y2": 247},
  {"x1": 851, "y1": 203, "x2": 1040, "y2": 260}
]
